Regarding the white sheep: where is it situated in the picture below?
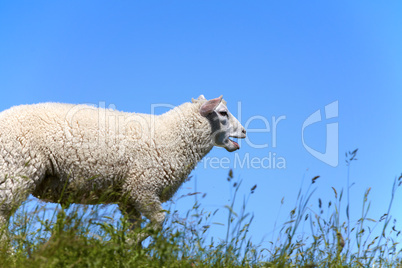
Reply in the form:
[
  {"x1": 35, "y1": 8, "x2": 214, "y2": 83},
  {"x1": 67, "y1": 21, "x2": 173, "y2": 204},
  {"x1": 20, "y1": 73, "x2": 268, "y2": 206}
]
[{"x1": 0, "y1": 95, "x2": 246, "y2": 243}]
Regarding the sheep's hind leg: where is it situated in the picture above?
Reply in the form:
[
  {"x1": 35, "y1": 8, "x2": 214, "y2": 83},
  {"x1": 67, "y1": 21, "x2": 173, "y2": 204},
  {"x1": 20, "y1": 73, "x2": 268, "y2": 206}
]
[
  {"x1": 0, "y1": 172, "x2": 38, "y2": 248},
  {"x1": 0, "y1": 210, "x2": 10, "y2": 247},
  {"x1": 0, "y1": 186, "x2": 22, "y2": 251}
]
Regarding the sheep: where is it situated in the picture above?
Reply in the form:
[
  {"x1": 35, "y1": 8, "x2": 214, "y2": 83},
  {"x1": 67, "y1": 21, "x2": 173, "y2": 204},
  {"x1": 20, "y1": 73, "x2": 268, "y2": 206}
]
[{"x1": 0, "y1": 95, "x2": 246, "y2": 244}]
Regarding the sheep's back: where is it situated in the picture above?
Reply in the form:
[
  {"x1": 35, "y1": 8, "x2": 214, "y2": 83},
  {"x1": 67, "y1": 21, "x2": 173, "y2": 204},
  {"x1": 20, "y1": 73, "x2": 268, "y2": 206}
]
[{"x1": 0, "y1": 103, "x2": 155, "y2": 183}]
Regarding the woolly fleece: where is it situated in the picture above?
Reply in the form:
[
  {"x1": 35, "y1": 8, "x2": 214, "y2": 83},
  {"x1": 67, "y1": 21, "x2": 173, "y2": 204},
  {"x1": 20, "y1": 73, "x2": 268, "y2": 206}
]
[{"x1": 0, "y1": 97, "x2": 244, "y2": 240}]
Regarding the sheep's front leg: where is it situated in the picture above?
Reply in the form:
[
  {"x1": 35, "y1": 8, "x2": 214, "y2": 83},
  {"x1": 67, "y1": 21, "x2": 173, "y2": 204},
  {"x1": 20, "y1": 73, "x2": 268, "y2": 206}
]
[
  {"x1": 133, "y1": 195, "x2": 165, "y2": 245},
  {"x1": 141, "y1": 198, "x2": 165, "y2": 233},
  {"x1": 120, "y1": 204, "x2": 143, "y2": 246},
  {"x1": 121, "y1": 205, "x2": 142, "y2": 230},
  {"x1": 120, "y1": 197, "x2": 165, "y2": 246}
]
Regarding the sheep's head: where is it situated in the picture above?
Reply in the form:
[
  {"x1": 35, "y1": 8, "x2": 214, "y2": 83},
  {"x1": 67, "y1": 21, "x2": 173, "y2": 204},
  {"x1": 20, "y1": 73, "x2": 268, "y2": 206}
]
[{"x1": 195, "y1": 95, "x2": 246, "y2": 152}]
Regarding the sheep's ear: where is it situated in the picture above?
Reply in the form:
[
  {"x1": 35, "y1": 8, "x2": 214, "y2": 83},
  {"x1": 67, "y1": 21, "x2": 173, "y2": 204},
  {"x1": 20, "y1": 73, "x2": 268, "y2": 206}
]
[
  {"x1": 200, "y1": 96, "x2": 222, "y2": 117},
  {"x1": 192, "y1": 94, "x2": 206, "y2": 103}
]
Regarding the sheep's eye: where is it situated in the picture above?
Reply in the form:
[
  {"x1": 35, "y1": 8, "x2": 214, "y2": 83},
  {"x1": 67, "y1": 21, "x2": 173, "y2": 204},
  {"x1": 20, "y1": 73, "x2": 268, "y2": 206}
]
[{"x1": 219, "y1": 111, "x2": 228, "y2": 117}]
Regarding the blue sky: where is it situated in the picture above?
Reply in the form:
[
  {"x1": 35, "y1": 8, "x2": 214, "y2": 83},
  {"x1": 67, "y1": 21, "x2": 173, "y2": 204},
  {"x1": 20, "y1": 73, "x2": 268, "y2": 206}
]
[{"x1": 1, "y1": 1, "x2": 401, "y2": 248}]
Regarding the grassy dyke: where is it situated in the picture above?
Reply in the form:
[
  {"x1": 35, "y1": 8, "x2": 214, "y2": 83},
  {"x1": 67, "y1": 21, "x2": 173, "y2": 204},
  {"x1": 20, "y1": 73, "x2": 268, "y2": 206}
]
[{"x1": 1, "y1": 151, "x2": 402, "y2": 267}]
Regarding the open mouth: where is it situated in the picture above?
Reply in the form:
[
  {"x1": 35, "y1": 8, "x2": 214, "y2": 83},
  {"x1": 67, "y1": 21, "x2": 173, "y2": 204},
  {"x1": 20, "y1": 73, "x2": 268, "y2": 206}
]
[{"x1": 228, "y1": 137, "x2": 240, "y2": 149}]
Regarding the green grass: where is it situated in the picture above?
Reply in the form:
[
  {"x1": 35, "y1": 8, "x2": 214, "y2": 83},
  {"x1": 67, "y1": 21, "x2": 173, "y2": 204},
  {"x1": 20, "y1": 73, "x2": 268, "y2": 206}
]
[{"x1": 1, "y1": 151, "x2": 402, "y2": 267}]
